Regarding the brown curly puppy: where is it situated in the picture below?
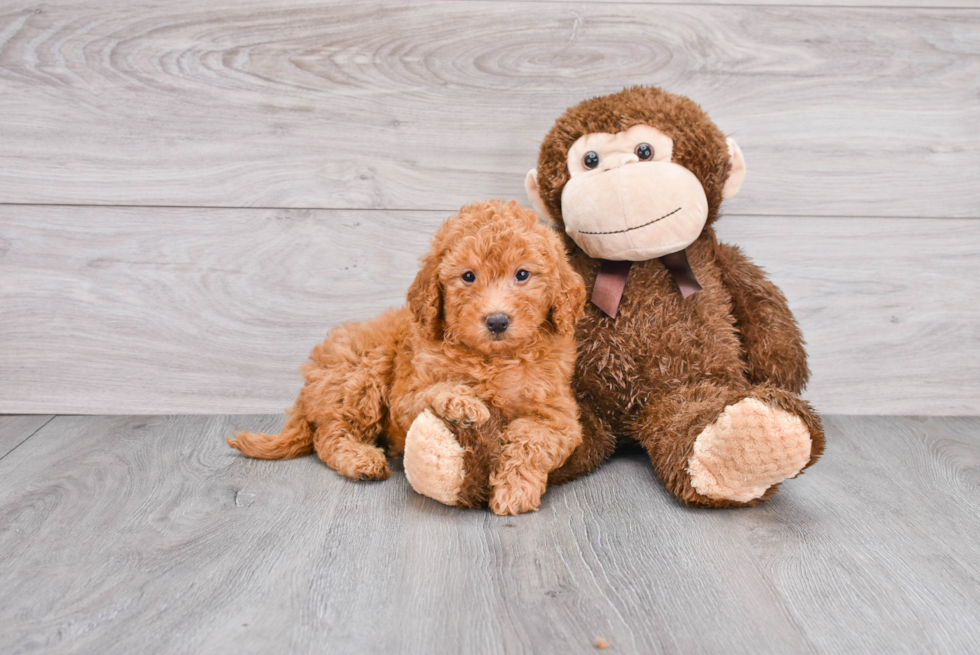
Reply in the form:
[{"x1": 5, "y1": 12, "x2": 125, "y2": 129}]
[{"x1": 229, "y1": 200, "x2": 586, "y2": 515}]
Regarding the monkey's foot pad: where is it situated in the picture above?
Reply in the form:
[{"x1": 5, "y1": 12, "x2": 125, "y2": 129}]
[
  {"x1": 688, "y1": 398, "x2": 812, "y2": 503},
  {"x1": 404, "y1": 410, "x2": 466, "y2": 506}
]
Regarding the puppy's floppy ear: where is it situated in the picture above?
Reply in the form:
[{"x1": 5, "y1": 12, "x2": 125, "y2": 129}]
[
  {"x1": 407, "y1": 250, "x2": 444, "y2": 341},
  {"x1": 548, "y1": 241, "x2": 586, "y2": 337}
]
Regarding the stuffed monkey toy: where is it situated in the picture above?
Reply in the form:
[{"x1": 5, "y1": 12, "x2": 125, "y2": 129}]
[{"x1": 405, "y1": 87, "x2": 824, "y2": 509}]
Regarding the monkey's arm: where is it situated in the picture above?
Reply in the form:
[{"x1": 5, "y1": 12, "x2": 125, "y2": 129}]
[{"x1": 715, "y1": 242, "x2": 809, "y2": 394}]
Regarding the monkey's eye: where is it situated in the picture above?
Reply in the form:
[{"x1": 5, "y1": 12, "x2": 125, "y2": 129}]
[
  {"x1": 583, "y1": 151, "x2": 600, "y2": 169},
  {"x1": 515, "y1": 269, "x2": 530, "y2": 282},
  {"x1": 461, "y1": 271, "x2": 476, "y2": 283},
  {"x1": 635, "y1": 143, "x2": 653, "y2": 160}
]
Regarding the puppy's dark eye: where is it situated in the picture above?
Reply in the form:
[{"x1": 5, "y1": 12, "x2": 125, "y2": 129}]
[
  {"x1": 515, "y1": 269, "x2": 530, "y2": 282},
  {"x1": 461, "y1": 271, "x2": 476, "y2": 283},
  {"x1": 635, "y1": 143, "x2": 653, "y2": 160},
  {"x1": 583, "y1": 151, "x2": 599, "y2": 169}
]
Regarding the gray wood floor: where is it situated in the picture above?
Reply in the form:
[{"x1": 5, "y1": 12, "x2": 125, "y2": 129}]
[{"x1": 1, "y1": 414, "x2": 977, "y2": 654}]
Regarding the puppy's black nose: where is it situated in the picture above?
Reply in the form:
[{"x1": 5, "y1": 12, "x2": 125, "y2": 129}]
[{"x1": 485, "y1": 313, "x2": 510, "y2": 334}]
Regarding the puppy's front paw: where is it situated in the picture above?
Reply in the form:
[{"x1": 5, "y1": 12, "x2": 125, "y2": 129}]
[
  {"x1": 433, "y1": 391, "x2": 490, "y2": 428},
  {"x1": 489, "y1": 469, "x2": 547, "y2": 516}
]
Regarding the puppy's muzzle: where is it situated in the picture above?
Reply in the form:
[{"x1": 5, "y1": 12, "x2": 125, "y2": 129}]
[{"x1": 485, "y1": 313, "x2": 510, "y2": 335}]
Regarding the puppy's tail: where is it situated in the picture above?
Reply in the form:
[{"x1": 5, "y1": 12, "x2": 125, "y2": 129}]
[{"x1": 228, "y1": 411, "x2": 314, "y2": 459}]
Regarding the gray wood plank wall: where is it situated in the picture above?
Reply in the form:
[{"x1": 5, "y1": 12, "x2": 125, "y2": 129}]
[{"x1": 1, "y1": 1, "x2": 978, "y2": 414}]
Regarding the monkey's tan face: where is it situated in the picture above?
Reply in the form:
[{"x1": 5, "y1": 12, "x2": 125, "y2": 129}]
[{"x1": 560, "y1": 125, "x2": 709, "y2": 261}]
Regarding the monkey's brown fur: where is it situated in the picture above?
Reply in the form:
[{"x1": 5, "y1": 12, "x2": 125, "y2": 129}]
[
  {"x1": 229, "y1": 200, "x2": 586, "y2": 515},
  {"x1": 535, "y1": 87, "x2": 825, "y2": 507}
]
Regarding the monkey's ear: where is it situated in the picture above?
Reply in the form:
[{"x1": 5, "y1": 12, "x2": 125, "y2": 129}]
[
  {"x1": 525, "y1": 169, "x2": 556, "y2": 226},
  {"x1": 407, "y1": 253, "x2": 444, "y2": 341},
  {"x1": 722, "y1": 138, "x2": 746, "y2": 200}
]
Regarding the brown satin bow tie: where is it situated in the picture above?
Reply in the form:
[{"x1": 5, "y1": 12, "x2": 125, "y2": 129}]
[{"x1": 590, "y1": 249, "x2": 702, "y2": 319}]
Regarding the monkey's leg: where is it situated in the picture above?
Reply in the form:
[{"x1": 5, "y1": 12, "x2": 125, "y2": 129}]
[
  {"x1": 454, "y1": 408, "x2": 506, "y2": 508},
  {"x1": 630, "y1": 382, "x2": 824, "y2": 508},
  {"x1": 548, "y1": 402, "x2": 617, "y2": 486},
  {"x1": 403, "y1": 407, "x2": 505, "y2": 508}
]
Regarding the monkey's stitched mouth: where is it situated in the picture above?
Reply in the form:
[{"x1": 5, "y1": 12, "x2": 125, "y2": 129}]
[{"x1": 577, "y1": 207, "x2": 682, "y2": 236}]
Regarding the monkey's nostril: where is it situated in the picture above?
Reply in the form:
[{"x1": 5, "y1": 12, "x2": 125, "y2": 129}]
[
  {"x1": 485, "y1": 313, "x2": 510, "y2": 334},
  {"x1": 604, "y1": 154, "x2": 639, "y2": 171}
]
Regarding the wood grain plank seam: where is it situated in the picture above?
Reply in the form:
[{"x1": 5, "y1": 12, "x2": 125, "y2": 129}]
[
  {"x1": 0, "y1": 416, "x2": 55, "y2": 462},
  {"x1": 0, "y1": 202, "x2": 443, "y2": 213},
  {"x1": 473, "y1": 1, "x2": 980, "y2": 10},
  {"x1": 1, "y1": 203, "x2": 975, "y2": 221}
]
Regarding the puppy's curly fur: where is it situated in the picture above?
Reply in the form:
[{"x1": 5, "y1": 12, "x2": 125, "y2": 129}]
[{"x1": 229, "y1": 200, "x2": 586, "y2": 515}]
